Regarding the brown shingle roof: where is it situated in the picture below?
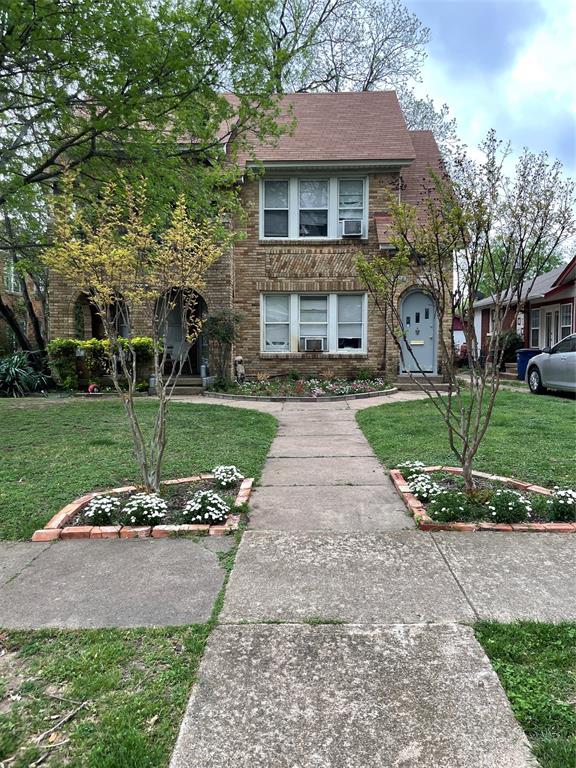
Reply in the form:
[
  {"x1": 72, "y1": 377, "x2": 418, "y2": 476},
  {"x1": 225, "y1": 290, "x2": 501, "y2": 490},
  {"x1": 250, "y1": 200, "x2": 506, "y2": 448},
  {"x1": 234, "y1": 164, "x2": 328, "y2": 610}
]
[
  {"x1": 233, "y1": 91, "x2": 416, "y2": 165},
  {"x1": 400, "y1": 130, "x2": 444, "y2": 205},
  {"x1": 374, "y1": 131, "x2": 444, "y2": 246}
]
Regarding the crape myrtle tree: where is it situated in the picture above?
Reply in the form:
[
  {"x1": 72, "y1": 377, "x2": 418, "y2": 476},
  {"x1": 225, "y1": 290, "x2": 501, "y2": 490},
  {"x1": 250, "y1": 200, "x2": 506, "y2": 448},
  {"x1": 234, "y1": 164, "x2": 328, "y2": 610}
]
[
  {"x1": 0, "y1": 0, "x2": 283, "y2": 352},
  {"x1": 44, "y1": 175, "x2": 232, "y2": 492},
  {"x1": 357, "y1": 132, "x2": 576, "y2": 490}
]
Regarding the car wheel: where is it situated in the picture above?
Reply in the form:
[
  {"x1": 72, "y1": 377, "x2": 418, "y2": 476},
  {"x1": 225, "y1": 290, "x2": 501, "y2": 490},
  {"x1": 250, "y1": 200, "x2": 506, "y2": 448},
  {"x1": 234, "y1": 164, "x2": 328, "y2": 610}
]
[{"x1": 528, "y1": 367, "x2": 546, "y2": 394}]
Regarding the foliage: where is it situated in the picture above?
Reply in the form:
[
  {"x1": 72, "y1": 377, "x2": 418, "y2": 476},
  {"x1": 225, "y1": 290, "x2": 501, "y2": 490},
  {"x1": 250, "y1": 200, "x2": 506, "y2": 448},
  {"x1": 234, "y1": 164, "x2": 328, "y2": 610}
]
[
  {"x1": 357, "y1": 132, "x2": 576, "y2": 490},
  {"x1": 357, "y1": 390, "x2": 576, "y2": 489},
  {"x1": 407, "y1": 473, "x2": 442, "y2": 503},
  {"x1": 0, "y1": 399, "x2": 277, "y2": 539},
  {"x1": 542, "y1": 488, "x2": 576, "y2": 523},
  {"x1": 475, "y1": 622, "x2": 576, "y2": 768},
  {"x1": 494, "y1": 330, "x2": 524, "y2": 367},
  {"x1": 0, "y1": 625, "x2": 212, "y2": 768},
  {"x1": 212, "y1": 465, "x2": 244, "y2": 490},
  {"x1": 203, "y1": 309, "x2": 243, "y2": 384},
  {"x1": 82, "y1": 495, "x2": 122, "y2": 526},
  {"x1": 0, "y1": 0, "x2": 285, "y2": 351},
  {"x1": 211, "y1": 376, "x2": 390, "y2": 397},
  {"x1": 121, "y1": 493, "x2": 167, "y2": 526},
  {"x1": 0, "y1": 351, "x2": 46, "y2": 397},
  {"x1": 44, "y1": 176, "x2": 233, "y2": 490},
  {"x1": 427, "y1": 487, "x2": 534, "y2": 524},
  {"x1": 183, "y1": 489, "x2": 230, "y2": 524},
  {"x1": 47, "y1": 336, "x2": 156, "y2": 389}
]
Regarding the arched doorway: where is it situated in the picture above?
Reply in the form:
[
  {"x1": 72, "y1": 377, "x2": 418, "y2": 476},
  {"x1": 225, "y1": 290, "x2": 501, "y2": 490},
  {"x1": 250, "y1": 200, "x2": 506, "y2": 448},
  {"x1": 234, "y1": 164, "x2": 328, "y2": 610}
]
[
  {"x1": 400, "y1": 290, "x2": 437, "y2": 373},
  {"x1": 158, "y1": 289, "x2": 208, "y2": 376}
]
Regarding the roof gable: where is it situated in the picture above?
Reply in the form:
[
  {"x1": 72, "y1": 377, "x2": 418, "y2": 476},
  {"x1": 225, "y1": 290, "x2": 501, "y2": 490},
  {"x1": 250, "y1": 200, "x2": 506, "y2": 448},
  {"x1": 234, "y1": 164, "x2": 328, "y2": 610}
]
[{"x1": 233, "y1": 91, "x2": 415, "y2": 166}]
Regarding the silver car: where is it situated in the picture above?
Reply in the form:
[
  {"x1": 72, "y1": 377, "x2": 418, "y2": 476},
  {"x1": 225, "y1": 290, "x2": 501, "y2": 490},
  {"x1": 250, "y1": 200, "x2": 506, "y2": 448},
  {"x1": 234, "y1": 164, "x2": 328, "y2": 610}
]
[{"x1": 526, "y1": 334, "x2": 576, "y2": 394}]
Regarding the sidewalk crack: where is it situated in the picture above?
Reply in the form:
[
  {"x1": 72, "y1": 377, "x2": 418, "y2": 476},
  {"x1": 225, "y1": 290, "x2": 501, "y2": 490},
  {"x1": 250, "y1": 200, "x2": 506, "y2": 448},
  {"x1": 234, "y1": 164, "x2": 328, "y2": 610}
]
[{"x1": 430, "y1": 534, "x2": 479, "y2": 621}]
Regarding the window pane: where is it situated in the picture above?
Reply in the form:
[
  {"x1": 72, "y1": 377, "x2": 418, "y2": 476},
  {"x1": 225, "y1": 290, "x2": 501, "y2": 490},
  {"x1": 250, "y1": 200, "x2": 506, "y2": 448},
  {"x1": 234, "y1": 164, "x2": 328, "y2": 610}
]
[
  {"x1": 300, "y1": 296, "x2": 327, "y2": 323},
  {"x1": 338, "y1": 295, "x2": 362, "y2": 323},
  {"x1": 531, "y1": 309, "x2": 540, "y2": 328},
  {"x1": 299, "y1": 210, "x2": 327, "y2": 237},
  {"x1": 265, "y1": 180, "x2": 288, "y2": 208},
  {"x1": 265, "y1": 295, "x2": 289, "y2": 323},
  {"x1": 561, "y1": 304, "x2": 572, "y2": 326},
  {"x1": 531, "y1": 329, "x2": 539, "y2": 347},
  {"x1": 553, "y1": 338, "x2": 572, "y2": 353},
  {"x1": 339, "y1": 180, "x2": 363, "y2": 209},
  {"x1": 265, "y1": 324, "x2": 289, "y2": 350},
  {"x1": 264, "y1": 210, "x2": 288, "y2": 237},
  {"x1": 561, "y1": 327, "x2": 571, "y2": 339},
  {"x1": 300, "y1": 323, "x2": 327, "y2": 336},
  {"x1": 338, "y1": 323, "x2": 362, "y2": 348},
  {"x1": 339, "y1": 207, "x2": 363, "y2": 220},
  {"x1": 299, "y1": 180, "x2": 328, "y2": 208}
]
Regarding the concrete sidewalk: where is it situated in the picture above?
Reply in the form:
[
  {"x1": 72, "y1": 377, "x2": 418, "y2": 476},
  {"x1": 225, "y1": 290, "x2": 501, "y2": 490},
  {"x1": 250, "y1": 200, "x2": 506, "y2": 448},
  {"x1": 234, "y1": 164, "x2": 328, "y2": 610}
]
[
  {"x1": 0, "y1": 537, "x2": 233, "y2": 628},
  {"x1": 170, "y1": 395, "x2": 570, "y2": 768}
]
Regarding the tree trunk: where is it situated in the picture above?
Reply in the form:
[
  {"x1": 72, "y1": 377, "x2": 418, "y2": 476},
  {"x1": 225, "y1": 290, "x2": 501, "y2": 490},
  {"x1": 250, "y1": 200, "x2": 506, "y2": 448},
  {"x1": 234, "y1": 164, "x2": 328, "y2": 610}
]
[{"x1": 0, "y1": 294, "x2": 33, "y2": 351}]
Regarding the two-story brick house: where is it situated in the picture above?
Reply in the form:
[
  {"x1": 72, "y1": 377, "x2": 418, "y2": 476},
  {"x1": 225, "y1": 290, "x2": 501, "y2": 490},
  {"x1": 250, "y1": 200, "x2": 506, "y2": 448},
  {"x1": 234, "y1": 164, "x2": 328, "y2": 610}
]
[{"x1": 48, "y1": 91, "x2": 449, "y2": 380}]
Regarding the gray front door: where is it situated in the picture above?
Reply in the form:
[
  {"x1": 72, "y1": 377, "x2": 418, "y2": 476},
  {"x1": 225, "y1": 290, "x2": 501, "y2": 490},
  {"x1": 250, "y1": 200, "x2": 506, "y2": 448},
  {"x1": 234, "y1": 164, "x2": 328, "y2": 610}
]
[{"x1": 401, "y1": 291, "x2": 436, "y2": 373}]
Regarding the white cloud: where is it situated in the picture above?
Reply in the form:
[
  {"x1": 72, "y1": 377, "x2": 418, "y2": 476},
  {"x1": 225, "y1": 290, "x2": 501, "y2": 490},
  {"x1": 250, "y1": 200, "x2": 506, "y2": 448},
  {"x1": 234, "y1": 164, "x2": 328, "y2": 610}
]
[{"x1": 413, "y1": 0, "x2": 576, "y2": 174}]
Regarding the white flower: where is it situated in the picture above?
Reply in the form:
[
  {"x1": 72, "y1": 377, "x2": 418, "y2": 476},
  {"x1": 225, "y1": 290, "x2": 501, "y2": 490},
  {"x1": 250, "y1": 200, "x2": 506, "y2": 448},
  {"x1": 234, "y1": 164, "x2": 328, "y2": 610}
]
[
  {"x1": 212, "y1": 465, "x2": 244, "y2": 489},
  {"x1": 184, "y1": 490, "x2": 230, "y2": 524}
]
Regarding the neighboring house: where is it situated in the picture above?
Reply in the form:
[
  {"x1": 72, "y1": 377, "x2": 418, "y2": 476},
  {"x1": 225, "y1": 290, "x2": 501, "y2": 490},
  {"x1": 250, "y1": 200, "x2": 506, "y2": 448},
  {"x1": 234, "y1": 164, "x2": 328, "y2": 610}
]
[
  {"x1": 473, "y1": 256, "x2": 576, "y2": 352},
  {"x1": 48, "y1": 91, "x2": 450, "y2": 379}
]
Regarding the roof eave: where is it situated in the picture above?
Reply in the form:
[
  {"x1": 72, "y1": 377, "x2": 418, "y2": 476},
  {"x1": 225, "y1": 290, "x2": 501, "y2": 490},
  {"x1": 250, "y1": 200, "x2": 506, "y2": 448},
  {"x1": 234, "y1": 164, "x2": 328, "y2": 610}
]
[{"x1": 246, "y1": 158, "x2": 414, "y2": 170}]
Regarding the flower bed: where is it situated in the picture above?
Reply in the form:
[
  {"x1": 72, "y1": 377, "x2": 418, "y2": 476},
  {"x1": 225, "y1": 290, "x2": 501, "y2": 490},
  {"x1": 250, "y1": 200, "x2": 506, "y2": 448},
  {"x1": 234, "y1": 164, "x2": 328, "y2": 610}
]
[
  {"x1": 31, "y1": 466, "x2": 253, "y2": 541},
  {"x1": 207, "y1": 375, "x2": 394, "y2": 401},
  {"x1": 391, "y1": 461, "x2": 576, "y2": 533}
]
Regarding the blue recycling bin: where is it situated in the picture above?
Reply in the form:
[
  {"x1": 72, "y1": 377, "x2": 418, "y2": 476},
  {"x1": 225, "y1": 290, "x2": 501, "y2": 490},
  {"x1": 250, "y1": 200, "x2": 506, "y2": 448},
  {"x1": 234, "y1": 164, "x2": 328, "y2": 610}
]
[{"x1": 516, "y1": 348, "x2": 541, "y2": 381}]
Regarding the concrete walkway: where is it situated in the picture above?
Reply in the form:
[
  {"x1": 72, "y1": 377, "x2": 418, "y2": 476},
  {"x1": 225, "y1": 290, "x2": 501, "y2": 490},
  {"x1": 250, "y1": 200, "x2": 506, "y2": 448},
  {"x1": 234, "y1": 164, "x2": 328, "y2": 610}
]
[{"x1": 170, "y1": 394, "x2": 571, "y2": 768}]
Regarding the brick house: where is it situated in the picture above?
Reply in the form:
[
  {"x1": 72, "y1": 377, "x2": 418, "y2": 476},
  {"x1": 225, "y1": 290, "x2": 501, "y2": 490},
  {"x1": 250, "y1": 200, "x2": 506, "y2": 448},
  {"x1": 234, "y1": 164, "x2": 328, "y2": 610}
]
[
  {"x1": 473, "y1": 255, "x2": 576, "y2": 353},
  {"x1": 48, "y1": 91, "x2": 450, "y2": 380}
]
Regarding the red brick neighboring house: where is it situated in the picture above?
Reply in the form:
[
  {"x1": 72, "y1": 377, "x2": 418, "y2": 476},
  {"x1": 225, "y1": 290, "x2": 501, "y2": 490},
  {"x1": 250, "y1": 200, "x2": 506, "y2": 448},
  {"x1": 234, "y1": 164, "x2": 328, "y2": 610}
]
[
  {"x1": 48, "y1": 91, "x2": 451, "y2": 380},
  {"x1": 473, "y1": 256, "x2": 576, "y2": 353}
]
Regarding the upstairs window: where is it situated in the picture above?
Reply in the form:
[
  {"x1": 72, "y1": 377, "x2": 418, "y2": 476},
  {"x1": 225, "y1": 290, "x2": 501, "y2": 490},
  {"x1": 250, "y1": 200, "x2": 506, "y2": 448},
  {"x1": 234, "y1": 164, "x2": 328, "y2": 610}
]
[
  {"x1": 263, "y1": 180, "x2": 289, "y2": 238},
  {"x1": 299, "y1": 180, "x2": 328, "y2": 237},
  {"x1": 261, "y1": 177, "x2": 367, "y2": 239},
  {"x1": 3, "y1": 257, "x2": 21, "y2": 294}
]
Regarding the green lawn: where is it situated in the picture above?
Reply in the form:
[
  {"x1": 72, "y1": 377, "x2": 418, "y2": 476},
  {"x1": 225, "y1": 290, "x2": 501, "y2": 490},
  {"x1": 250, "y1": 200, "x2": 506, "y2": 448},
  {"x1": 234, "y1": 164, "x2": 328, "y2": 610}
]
[
  {"x1": 476, "y1": 622, "x2": 576, "y2": 768},
  {"x1": 357, "y1": 390, "x2": 576, "y2": 487},
  {"x1": 0, "y1": 398, "x2": 277, "y2": 540}
]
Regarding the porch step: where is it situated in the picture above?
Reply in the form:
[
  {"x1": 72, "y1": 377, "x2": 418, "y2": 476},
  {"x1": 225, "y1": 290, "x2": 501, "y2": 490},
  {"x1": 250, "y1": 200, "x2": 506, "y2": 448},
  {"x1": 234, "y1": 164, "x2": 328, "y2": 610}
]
[
  {"x1": 500, "y1": 372, "x2": 519, "y2": 381},
  {"x1": 170, "y1": 386, "x2": 204, "y2": 395},
  {"x1": 175, "y1": 377, "x2": 203, "y2": 386},
  {"x1": 393, "y1": 379, "x2": 451, "y2": 392}
]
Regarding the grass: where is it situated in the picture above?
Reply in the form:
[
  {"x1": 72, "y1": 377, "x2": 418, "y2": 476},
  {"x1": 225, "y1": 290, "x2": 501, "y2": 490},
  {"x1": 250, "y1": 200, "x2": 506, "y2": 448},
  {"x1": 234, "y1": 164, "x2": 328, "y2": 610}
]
[
  {"x1": 475, "y1": 622, "x2": 576, "y2": 768},
  {"x1": 0, "y1": 398, "x2": 277, "y2": 540},
  {"x1": 357, "y1": 390, "x2": 576, "y2": 487},
  {"x1": 0, "y1": 528, "x2": 241, "y2": 768}
]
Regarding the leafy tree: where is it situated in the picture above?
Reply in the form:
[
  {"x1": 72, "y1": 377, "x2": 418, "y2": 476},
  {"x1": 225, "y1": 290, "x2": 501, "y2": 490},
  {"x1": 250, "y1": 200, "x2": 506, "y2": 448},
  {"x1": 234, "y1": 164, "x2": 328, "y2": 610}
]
[
  {"x1": 203, "y1": 309, "x2": 243, "y2": 385},
  {"x1": 357, "y1": 132, "x2": 575, "y2": 491},
  {"x1": 44, "y1": 174, "x2": 232, "y2": 491},
  {"x1": 0, "y1": 0, "x2": 283, "y2": 350}
]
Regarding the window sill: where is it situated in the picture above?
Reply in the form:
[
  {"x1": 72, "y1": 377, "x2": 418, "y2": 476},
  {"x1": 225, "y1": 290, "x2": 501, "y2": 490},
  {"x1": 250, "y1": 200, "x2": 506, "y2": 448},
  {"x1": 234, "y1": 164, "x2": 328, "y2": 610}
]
[
  {"x1": 258, "y1": 238, "x2": 367, "y2": 245},
  {"x1": 260, "y1": 352, "x2": 368, "y2": 359}
]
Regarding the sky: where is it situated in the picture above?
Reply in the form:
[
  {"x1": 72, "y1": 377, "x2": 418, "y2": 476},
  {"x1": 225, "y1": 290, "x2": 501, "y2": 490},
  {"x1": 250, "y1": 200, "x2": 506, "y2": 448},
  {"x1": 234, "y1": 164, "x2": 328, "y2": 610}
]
[{"x1": 404, "y1": 0, "x2": 576, "y2": 177}]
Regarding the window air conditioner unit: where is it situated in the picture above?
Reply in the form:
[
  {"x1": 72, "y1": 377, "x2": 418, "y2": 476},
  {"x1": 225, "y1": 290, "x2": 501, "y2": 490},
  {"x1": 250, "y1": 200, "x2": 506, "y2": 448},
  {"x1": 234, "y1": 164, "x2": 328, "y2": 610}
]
[
  {"x1": 341, "y1": 219, "x2": 362, "y2": 237},
  {"x1": 302, "y1": 337, "x2": 326, "y2": 352}
]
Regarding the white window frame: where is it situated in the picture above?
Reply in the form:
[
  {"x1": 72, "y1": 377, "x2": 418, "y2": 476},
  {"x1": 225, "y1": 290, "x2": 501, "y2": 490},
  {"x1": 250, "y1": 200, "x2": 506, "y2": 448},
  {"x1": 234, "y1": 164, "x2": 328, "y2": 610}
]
[
  {"x1": 560, "y1": 303, "x2": 573, "y2": 339},
  {"x1": 262, "y1": 179, "x2": 289, "y2": 238},
  {"x1": 260, "y1": 293, "x2": 367, "y2": 354},
  {"x1": 259, "y1": 176, "x2": 368, "y2": 240},
  {"x1": 3, "y1": 257, "x2": 21, "y2": 294},
  {"x1": 530, "y1": 308, "x2": 540, "y2": 348},
  {"x1": 262, "y1": 294, "x2": 291, "y2": 352}
]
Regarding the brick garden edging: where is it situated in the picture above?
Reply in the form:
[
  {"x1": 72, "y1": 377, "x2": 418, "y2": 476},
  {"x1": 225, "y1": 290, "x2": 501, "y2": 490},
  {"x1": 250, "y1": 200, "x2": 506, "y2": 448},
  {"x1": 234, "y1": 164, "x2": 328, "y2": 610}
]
[
  {"x1": 203, "y1": 387, "x2": 398, "y2": 403},
  {"x1": 31, "y1": 476, "x2": 254, "y2": 542},
  {"x1": 390, "y1": 466, "x2": 576, "y2": 533}
]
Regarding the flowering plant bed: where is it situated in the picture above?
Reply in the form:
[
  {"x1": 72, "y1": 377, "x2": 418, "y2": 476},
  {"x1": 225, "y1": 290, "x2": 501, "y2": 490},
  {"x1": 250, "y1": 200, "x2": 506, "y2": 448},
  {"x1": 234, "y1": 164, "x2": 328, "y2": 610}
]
[
  {"x1": 207, "y1": 376, "x2": 394, "y2": 401},
  {"x1": 391, "y1": 462, "x2": 576, "y2": 533},
  {"x1": 31, "y1": 467, "x2": 254, "y2": 541}
]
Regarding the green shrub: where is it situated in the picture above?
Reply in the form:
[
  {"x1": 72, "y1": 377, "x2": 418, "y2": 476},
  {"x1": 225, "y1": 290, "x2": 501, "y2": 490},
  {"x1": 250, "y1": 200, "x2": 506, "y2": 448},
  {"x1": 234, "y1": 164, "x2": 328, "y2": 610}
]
[
  {"x1": 47, "y1": 338, "x2": 80, "y2": 389},
  {"x1": 0, "y1": 351, "x2": 47, "y2": 397}
]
